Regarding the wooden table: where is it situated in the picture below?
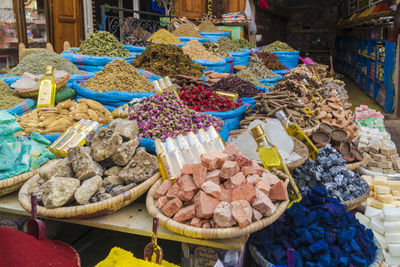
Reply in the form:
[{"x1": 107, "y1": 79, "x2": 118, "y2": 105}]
[{"x1": 0, "y1": 193, "x2": 248, "y2": 251}]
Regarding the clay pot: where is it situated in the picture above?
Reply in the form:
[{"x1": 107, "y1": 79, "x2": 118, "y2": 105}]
[
  {"x1": 331, "y1": 129, "x2": 349, "y2": 143},
  {"x1": 340, "y1": 141, "x2": 352, "y2": 157},
  {"x1": 351, "y1": 147, "x2": 364, "y2": 162},
  {"x1": 312, "y1": 130, "x2": 331, "y2": 145},
  {"x1": 320, "y1": 123, "x2": 334, "y2": 133}
]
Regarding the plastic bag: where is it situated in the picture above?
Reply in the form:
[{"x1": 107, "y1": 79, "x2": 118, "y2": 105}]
[
  {"x1": 199, "y1": 31, "x2": 230, "y2": 43},
  {"x1": 61, "y1": 47, "x2": 136, "y2": 66},
  {"x1": 178, "y1": 37, "x2": 208, "y2": 44},
  {"x1": 270, "y1": 51, "x2": 300, "y2": 69},
  {"x1": 205, "y1": 104, "x2": 247, "y2": 132},
  {"x1": 228, "y1": 49, "x2": 250, "y2": 67},
  {"x1": 195, "y1": 58, "x2": 227, "y2": 73},
  {"x1": 222, "y1": 56, "x2": 234, "y2": 73}
]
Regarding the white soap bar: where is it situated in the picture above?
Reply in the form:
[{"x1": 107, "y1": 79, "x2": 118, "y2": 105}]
[
  {"x1": 385, "y1": 233, "x2": 400, "y2": 244},
  {"x1": 365, "y1": 206, "x2": 383, "y2": 218},
  {"x1": 371, "y1": 216, "x2": 385, "y2": 235},
  {"x1": 386, "y1": 254, "x2": 400, "y2": 266},
  {"x1": 383, "y1": 208, "x2": 400, "y2": 222},
  {"x1": 384, "y1": 221, "x2": 400, "y2": 233},
  {"x1": 375, "y1": 185, "x2": 391, "y2": 195},
  {"x1": 373, "y1": 230, "x2": 388, "y2": 249},
  {"x1": 389, "y1": 244, "x2": 400, "y2": 257},
  {"x1": 355, "y1": 212, "x2": 370, "y2": 228}
]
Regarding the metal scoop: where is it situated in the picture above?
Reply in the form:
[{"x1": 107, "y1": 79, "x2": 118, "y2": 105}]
[{"x1": 144, "y1": 217, "x2": 163, "y2": 264}]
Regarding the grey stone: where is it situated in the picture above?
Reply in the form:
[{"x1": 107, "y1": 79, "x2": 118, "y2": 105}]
[
  {"x1": 109, "y1": 118, "x2": 138, "y2": 141},
  {"x1": 111, "y1": 138, "x2": 139, "y2": 166},
  {"x1": 42, "y1": 177, "x2": 80, "y2": 208},
  {"x1": 109, "y1": 183, "x2": 136, "y2": 197},
  {"x1": 119, "y1": 147, "x2": 158, "y2": 183},
  {"x1": 97, "y1": 192, "x2": 112, "y2": 201},
  {"x1": 39, "y1": 159, "x2": 75, "y2": 180},
  {"x1": 68, "y1": 146, "x2": 103, "y2": 180},
  {"x1": 90, "y1": 127, "x2": 123, "y2": 161},
  {"x1": 103, "y1": 175, "x2": 124, "y2": 186},
  {"x1": 74, "y1": 175, "x2": 103, "y2": 204},
  {"x1": 104, "y1": 166, "x2": 122, "y2": 177}
]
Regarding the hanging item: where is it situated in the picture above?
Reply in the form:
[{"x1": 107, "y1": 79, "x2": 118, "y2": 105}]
[{"x1": 259, "y1": 0, "x2": 269, "y2": 9}]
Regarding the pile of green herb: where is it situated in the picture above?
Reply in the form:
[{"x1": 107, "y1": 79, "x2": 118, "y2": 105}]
[
  {"x1": 247, "y1": 55, "x2": 278, "y2": 79},
  {"x1": 73, "y1": 31, "x2": 131, "y2": 57},
  {"x1": 148, "y1": 29, "x2": 183, "y2": 44},
  {"x1": 132, "y1": 44, "x2": 205, "y2": 78},
  {"x1": 172, "y1": 24, "x2": 202, "y2": 38},
  {"x1": 203, "y1": 42, "x2": 230, "y2": 57},
  {"x1": 234, "y1": 38, "x2": 255, "y2": 49},
  {"x1": 266, "y1": 41, "x2": 296, "y2": 52},
  {"x1": 235, "y1": 69, "x2": 268, "y2": 88},
  {"x1": 216, "y1": 37, "x2": 241, "y2": 52},
  {"x1": 5, "y1": 51, "x2": 85, "y2": 77},
  {"x1": 0, "y1": 81, "x2": 25, "y2": 109}
]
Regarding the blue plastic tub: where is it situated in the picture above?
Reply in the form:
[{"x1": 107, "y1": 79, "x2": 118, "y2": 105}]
[
  {"x1": 199, "y1": 31, "x2": 230, "y2": 43},
  {"x1": 195, "y1": 58, "x2": 227, "y2": 73},
  {"x1": 178, "y1": 37, "x2": 208, "y2": 44},
  {"x1": 270, "y1": 51, "x2": 300, "y2": 69}
]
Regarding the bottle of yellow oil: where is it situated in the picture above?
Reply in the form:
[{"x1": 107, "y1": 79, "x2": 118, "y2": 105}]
[
  {"x1": 37, "y1": 66, "x2": 56, "y2": 108},
  {"x1": 275, "y1": 110, "x2": 319, "y2": 161},
  {"x1": 251, "y1": 125, "x2": 302, "y2": 206}
]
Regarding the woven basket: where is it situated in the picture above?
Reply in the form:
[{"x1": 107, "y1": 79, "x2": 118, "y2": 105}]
[
  {"x1": 19, "y1": 171, "x2": 160, "y2": 219},
  {"x1": 346, "y1": 156, "x2": 367, "y2": 171},
  {"x1": 341, "y1": 184, "x2": 370, "y2": 211},
  {"x1": 0, "y1": 169, "x2": 39, "y2": 197},
  {"x1": 146, "y1": 176, "x2": 289, "y2": 240},
  {"x1": 249, "y1": 236, "x2": 384, "y2": 267},
  {"x1": 287, "y1": 138, "x2": 309, "y2": 170},
  {"x1": 303, "y1": 123, "x2": 320, "y2": 137},
  {"x1": 15, "y1": 73, "x2": 70, "y2": 97}
]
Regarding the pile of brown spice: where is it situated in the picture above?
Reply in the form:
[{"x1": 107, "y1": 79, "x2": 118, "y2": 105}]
[
  {"x1": 81, "y1": 59, "x2": 154, "y2": 93},
  {"x1": 132, "y1": 44, "x2": 205, "y2": 78},
  {"x1": 198, "y1": 19, "x2": 223, "y2": 32},
  {"x1": 0, "y1": 81, "x2": 25, "y2": 109},
  {"x1": 257, "y1": 51, "x2": 287, "y2": 70},
  {"x1": 182, "y1": 40, "x2": 222, "y2": 62},
  {"x1": 172, "y1": 24, "x2": 202, "y2": 38}
]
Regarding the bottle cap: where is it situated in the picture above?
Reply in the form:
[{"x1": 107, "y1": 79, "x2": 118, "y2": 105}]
[
  {"x1": 45, "y1": 66, "x2": 54, "y2": 75},
  {"x1": 275, "y1": 110, "x2": 288, "y2": 122},
  {"x1": 250, "y1": 125, "x2": 265, "y2": 139}
]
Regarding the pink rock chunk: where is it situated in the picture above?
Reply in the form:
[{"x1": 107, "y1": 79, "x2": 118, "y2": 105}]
[
  {"x1": 262, "y1": 172, "x2": 281, "y2": 186},
  {"x1": 252, "y1": 208, "x2": 263, "y2": 221},
  {"x1": 231, "y1": 200, "x2": 253, "y2": 228},
  {"x1": 154, "y1": 180, "x2": 172, "y2": 199},
  {"x1": 206, "y1": 170, "x2": 221, "y2": 185},
  {"x1": 220, "y1": 160, "x2": 240, "y2": 179},
  {"x1": 223, "y1": 144, "x2": 241, "y2": 160},
  {"x1": 269, "y1": 180, "x2": 288, "y2": 201},
  {"x1": 223, "y1": 180, "x2": 235, "y2": 191},
  {"x1": 230, "y1": 172, "x2": 246, "y2": 186},
  {"x1": 247, "y1": 174, "x2": 262, "y2": 185},
  {"x1": 177, "y1": 174, "x2": 197, "y2": 192},
  {"x1": 166, "y1": 183, "x2": 180, "y2": 199},
  {"x1": 200, "y1": 152, "x2": 219, "y2": 171},
  {"x1": 214, "y1": 151, "x2": 229, "y2": 169},
  {"x1": 182, "y1": 164, "x2": 196, "y2": 175},
  {"x1": 231, "y1": 187, "x2": 245, "y2": 202},
  {"x1": 195, "y1": 191, "x2": 220, "y2": 219},
  {"x1": 217, "y1": 185, "x2": 232, "y2": 203},
  {"x1": 177, "y1": 189, "x2": 195, "y2": 202},
  {"x1": 201, "y1": 180, "x2": 221, "y2": 198},
  {"x1": 236, "y1": 155, "x2": 253, "y2": 168},
  {"x1": 241, "y1": 166, "x2": 257, "y2": 177},
  {"x1": 190, "y1": 217, "x2": 202, "y2": 227},
  {"x1": 162, "y1": 198, "x2": 182, "y2": 217},
  {"x1": 202, "y1": 222, "x2": 211, "y2": 228},
  {"x1": 155, "y1": 196, "x2": 168, "y2": 209},
  {"x1": 214, "y1": 202, "x2": 236, "y2": 228},
  {"x1": 255, "y1": 179, "x2": 271, "y2": 195},
  {"x1": 192, "y1": 164, "x2": 207, "y2": 188},
  {"x1": 173, "y1": 204, "x2": 196, "y2": 223},
  {"x1": 252, "y1": 189, "x2": 276, "y2": 216},
  {"x1": 241, "y1": 182, "x2": 256, "y2": 204}
]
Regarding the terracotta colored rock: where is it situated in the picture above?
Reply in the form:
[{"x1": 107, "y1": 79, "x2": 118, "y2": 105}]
[
  {"x1": 220, "y1": 160, "x2": 240, "y2": 179},
  {"x1": 241, "y1": 166, "x2": 257, "y2": 177},
  {"x1": 214, "y1": 202, "x2": 236, "y2": 228},
  {"x1": 223, "y1": 180, "x2": 235, "y2": 191},
  {"x1": 252, "y1": 208, "x2": 263, "y2": 221},
  {"x1": 202, "y1": 222, "x2": 211, "y2": 228},
  {"x1": 201, "y1": 181, "x2": 221, "y2": 198},
  {"x1": 154, "y1": 180, "x2": 172, "y2": 199},
  {"x1": 166, "y1": 183, "x2": 180, "y2": 199},
  {"x1": 247, "y1": 174, "x2": 262, "y2": 185},
  {"x1": 252, "y1": 189, "x2": 276, "y2": 216},
  {"x1": 231, "y1": 172, "x2": 245, "y2": 186},
  {"x1": 262, "y1": 172, "x2": 281, "y2": 186},
  {"x1": 173, "y1": 204, "x2": 196, "y2": 223},
  {"x1": 192, "y1": 164, "x2": 207, "y2": 188},
  {"x1": 190, "y1": 217, "x2": 202, "y2": 227},
  {"x1": 162, "y1": 198, "x2": 182, "y2": 217},
  {"x1": 156, "y1": 196, "x2": 168, "y2": 209},
  {"x1": 200, "y1": 152, "x2": 219, "y2": 170},
  {"x1": 223, "y1": 144, "x2": 241, "y2": 160},
  {"x1": 256, "y1": 179, "x2": 271, "y2": 195},
  {"x1": 254, "y1": 165, "x2": 266, "y2": 176},
  {"x1": 214, "y1": 151, "x2": 229, "y2": 168},
  {"x1": 195, "y1": 191, "x2": 220, "y2": 218},
  {"x1": 217, "y1": 186, "x2": 232, "y2": 203},
  {"x1": 177, "y1": 175, "x2": 197, "y2": 192},
  {"x1": 231, "y1": 187, "x2": 245, "y2": 202},
  {"x1": 177, "y1": 189, "x2": 195, "y2": 202},
  {"x1": 236, "y1": 155, "x2": 253, "y2": 168},
  {"x1": 206, "y1": 170, "x2": 220, "y2": 185},
  {"x1": 231, "y1": 200, "x2": 253, "y2": 228},
  {"x1": 241, "y1": 182, "x2": 256, "y2": 204},
  {"x1": 269, "y1": 180, "x2": 288, "y2": 201},
  {"x1": 182, "y1": 164, "x2": 196, "y2": 175}
]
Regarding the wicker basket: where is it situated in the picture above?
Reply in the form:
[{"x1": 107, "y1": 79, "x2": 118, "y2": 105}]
[
  {"x1": 19, "y1": 171, "x2": 160, "y2": 219},
  {"x1": 346, "y1": 156, "x2": 367, "y2": 171},
  {"x1": 14, "y1": 73, "x2": 70, "y2": 97},
  {"x1": 0, "y1": 169, "x2": 40, "y2": 197},
  {"x1": 287, "y1": 138, "x2": 309, "y2": 170},
  {"x1": 341, "y1": 183, "x2": 370, "y2": 211},
  {"x1": 303, "y1": 123, "x2": 320, "y2": 137},
  {"x1": 146, "y1": 177, "x2": 290, "y2": 240},
  {"x1": 249, "y1": 236, "x2": 384, "y2": 267}
]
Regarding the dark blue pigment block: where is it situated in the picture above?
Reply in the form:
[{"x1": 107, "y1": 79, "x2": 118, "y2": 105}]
[
  {"x1": 350, "y1": 255, "x2": 367, "y2": 267},
  {"x1": 317, "y1": 252, "x2": 331, "y2": 266},
  {"x1": 339, "y1": 256, "x2": 348, "y2": 267}
]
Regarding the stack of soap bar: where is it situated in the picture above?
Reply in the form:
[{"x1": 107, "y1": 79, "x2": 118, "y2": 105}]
[
  {"x1": 354, "y1": 105, "x2": 384, "y2": 121},
  {"x1": 356, "y1": 206, "x2": 400, "y2": 265},
  {"x1": 363, "y1": 174, "x2": 400, "y2": 208}
]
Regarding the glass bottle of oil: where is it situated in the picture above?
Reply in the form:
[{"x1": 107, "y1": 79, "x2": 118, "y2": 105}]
[
  {"x1": 152, "y1": 81, "x2": 163, "y2": 95},
  {"x1": 37, "y1": 66, "x2": 57, "y2": 108},
  {"x1": 155, "y1": 139, "x2": 175, "y2": 181},
  {"x1": 275, "y1": 110, "x2": 319, "y2": 161},
  {"x1": 62, "y1": 121, "x2": 100, "y2": 152},
  {"x1": 175, "y1": 134, "x2": 195, "y2": 164},
  {"x1": 164, "y1": 137, "x2": 185, "y2": 179},
  {"x1": 163, "y1": 77, "x2": 180, "y2": 98},
  {"x1": 49, "y1": 119, "x2": 87, "y2": 156},
  {"x1": 250, "y1": 125, "x2": 302, "y2": 205}
]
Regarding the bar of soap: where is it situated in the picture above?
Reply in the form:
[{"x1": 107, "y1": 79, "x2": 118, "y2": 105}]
[
  {"x1": 384, "y1": 222, "x2": 400, "y2": 233},
  {"x1": 371, "y1": 216, "x2": 385, "y2": 235},
  {"x1": 373, "y1": 230, "x2": 387, "y2": 249},
  {"x1": 388, "y1": 181, "x2": 400, "y2": 191},
  {"x1": 373, "y1": 175, "x2": 387, "y2": 186},
  {"x1": 392, "y1": 190, "x2": 400, "y2": 196},
  {"x1": 385, "y1": 233, "x2": 400, "y2": 244},
  {"x1": 375, "y1": 185, "x2": 391, "y2": 195},
  {"x1": 388, "y1": 244, "x2": 400, "y2": 257},
  {"x1": 377, "y1": 194, "x2": 394, "y2": 204},
  {"x1": 365, "y1": 206, "x2": 382, "y2": 218},
  {"x1": 386, "y1": 254, "x2": 400, "y2": 265},
  {"x1": 355, "y1": 212, "x2": 370, "y2": 228},
  {"x1": 383, "y1": 208, "x2": 400, "y2": 222},
  {"x1": 370, "y1": 199, "x2": 385, "y2": 209}
]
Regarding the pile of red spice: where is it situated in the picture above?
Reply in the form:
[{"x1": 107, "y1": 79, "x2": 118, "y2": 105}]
[
  {"x1": 179, "y1": 85, "x2": 243, "y2": 112},
  {"x1": 372, "y1": 2, "x2": 392, "y2": 14},
  {"x1": 0, "y1": 227, "x2": 80, "y2": 267}
]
